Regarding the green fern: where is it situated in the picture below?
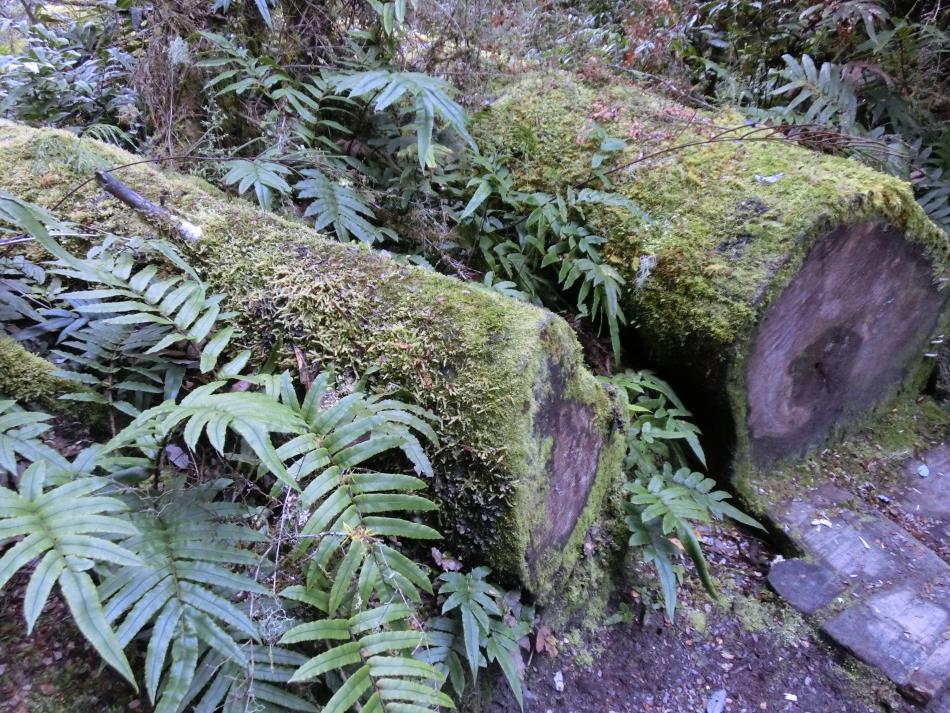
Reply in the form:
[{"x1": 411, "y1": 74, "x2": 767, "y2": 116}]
[
  {"x1": 0, "y1": 460, "x2": 141, "y2": 685},
  {"x1": 0, "y1": 401, "x2": 71, "y2": 474},
  {"x1": 430, "y1": 568, "x2": 528, "y2": 709},
  {"x1": 222, "y1": 159, "x2": 294, "y2": 211},
  {"x1": 180, "y1": 645, "x2": 318, "y2": 713},
  {"x1": 280, "y1": 604, "x2": 453, "y2": 712},
  {"x1": 100, "y1": 479, "x2": 267, "y2": 713},
  {"x1": 331, "y1": 70, "x2": 472, "y2": 169},
  {"x1": 608, "y1": 370, "x2": 763, "y2": 620},
  {"x1": 296, "y1": 169, "x2": 392, "y2": 245},
  {"x1": 773, "y1": 54, "x2": 859, "y2": 129}
]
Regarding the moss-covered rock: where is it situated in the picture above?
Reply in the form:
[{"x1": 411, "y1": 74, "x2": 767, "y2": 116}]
[
  {"x1": 473, "y1": 72, "x2": 949, "y2": 480},
  {"x1": 0, "y1": 120, "x2": 626, "y2": 600}
]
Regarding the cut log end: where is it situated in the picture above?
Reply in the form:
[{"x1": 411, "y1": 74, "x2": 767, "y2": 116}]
[
  {"x1": 745, "y1": 220, "x2": 948, "y2": 466},
  {"x1": 528, "y1": 356, "x2": 604, "y2": 562}
]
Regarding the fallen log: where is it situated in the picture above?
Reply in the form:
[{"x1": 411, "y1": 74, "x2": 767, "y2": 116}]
[
  {"x1": 473, "y1": 72, "x2": 949, "y2": 478},
  {"x1": 0, "y1": 120, "x2": 627, "y2": 599},
  {"x1": 0, "y1": 335, "x2": 98, "y2": 420}
]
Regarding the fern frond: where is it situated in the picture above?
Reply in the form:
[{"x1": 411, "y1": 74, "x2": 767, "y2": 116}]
[
  {"x1": 279, "y1": 602, "x2": 453, "y2": 712},
  {"x1": 0, "y1": 459, "x2": 141, "y2": 685},
  {"x1": 296, "y1": 169, "x2": 388, "y2": 245},
  {"x1": 100, "y1": 479, "x2": 267, "y2": 713},
  {"x1": 331, "y1": 70, "x2": 472, "y2": 168},
  {"x1": 181, "y1": 645, "x2": 318, "y2": 713},
  {"x1": 773, "y1": 54, "x2": 859, "y2": 129},
  {"x1": 222, "y1": 159, "x2": 293, "y2": 211},
  {"x1": 0, "y1": 400, "x2": 71, "y2": 474}
]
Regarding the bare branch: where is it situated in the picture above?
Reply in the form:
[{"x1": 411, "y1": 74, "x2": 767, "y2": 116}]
[{"x1": 93, "y1": 170, "x2": 203, "y2": 242}]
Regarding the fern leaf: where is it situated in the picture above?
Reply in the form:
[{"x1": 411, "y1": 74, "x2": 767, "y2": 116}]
[
  {"x1": 0, "y1": 401, "x2": 71, "y2": 474},
  {"x1": 101, "y1": 479, "x2": 266, "y2": 709},
  {"x1": 297, "y1": 169, "x2": 384, "y2": 245},
  {"x1": 0, "y1": 461, "x2": 141, "y2": 685}
]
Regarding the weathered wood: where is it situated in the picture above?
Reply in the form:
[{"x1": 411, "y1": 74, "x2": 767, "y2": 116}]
[
  {"x1": 94, "y1": 169, "x2": 202, "y2": 242},
  {"x1": 473, "y1": 72, "x2": 950, "y2": 475},
  {"x1": 0, "y1": 120, "x2": 627, "y2": 599}
]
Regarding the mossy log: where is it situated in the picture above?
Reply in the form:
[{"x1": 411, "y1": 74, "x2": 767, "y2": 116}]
[
  {"x1": 0, "y1": 121, "x2": 627, "y2": 599},
  {"x1": 0, "y1": 335, "x2": 100, "y2": 421},
  {"x1": 474, "y1": 73, "x2": 949, "y2": 475}
]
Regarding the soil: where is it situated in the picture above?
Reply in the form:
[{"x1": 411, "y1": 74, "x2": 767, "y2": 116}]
[
  {"x1": 485, "y1": 522, "x2": 918, "y2": 713},
  {"x1": 0, "y1": 573, "x2": 141, "y2": 713}
]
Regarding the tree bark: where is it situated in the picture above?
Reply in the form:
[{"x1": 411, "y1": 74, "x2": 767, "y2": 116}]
[
  {"x1": 473, "y1": 72, "x2": 949, "y2": 477},
  {"x1": 0, "y1": 120, "x2": 626, "y2": 600}
]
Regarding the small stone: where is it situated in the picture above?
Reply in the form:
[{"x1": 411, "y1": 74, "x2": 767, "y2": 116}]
[
  {"x1": 553, "y1": 671, "x2": 564, "y2": 692},
  {"x1": 768, "y1": 558, "x2": 845, "y2": 614},
  {"x1": 706, "y1": 688, "x2": 727, "y2": 713},
  {"x1": 918, "y1": 464, "x2": 931, "y2": 478},
  {"x1": 784, "y1": 693, "x2": 798, "y2": 702}
]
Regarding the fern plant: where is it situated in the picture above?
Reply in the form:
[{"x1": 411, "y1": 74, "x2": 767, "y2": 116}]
[
  {"x1": 429, "y1": 567, "x2": 528, "y2": 708},
  {"x1": 0, "y1": 195, "x2": 527, "y2": 712},
  {"x1": 607, "y1": 370, "x2": 763, "y2": 620},
  {"x1": 449, "y1": 155, "x2": 640, "y2": 358},
  {"x1": 772, "y1": 54, "x2": 859, "y2": 130},
  {"x1": 0, "y1": 458, "x2": 142, "y2": 685},
  {"x1": 331, "y1": 69, "x2": 472, "y2": 170}
]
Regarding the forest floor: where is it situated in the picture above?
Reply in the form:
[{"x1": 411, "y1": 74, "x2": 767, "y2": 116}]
[
  {"x1": 3, "y1": 401, "x2": 946, "y2": 713},
  {"x1": 1, "y1": 517, "x2": 916, "y2": 713},
  {"x1": 485, "y1": 518, "x2": 917, "y2": 713}
]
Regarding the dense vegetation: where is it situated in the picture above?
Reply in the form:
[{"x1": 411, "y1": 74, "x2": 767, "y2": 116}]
[{"x1": 0, "y1": 1, "x2": 944, "y2": 711}]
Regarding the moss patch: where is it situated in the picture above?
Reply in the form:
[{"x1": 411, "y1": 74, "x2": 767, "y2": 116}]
[
  {"x1": 0, "y1": 336, "x2": 98, "y2": 421},
  {"x1": 474, "y1": 71, "x2": 949, "y2": 475}
]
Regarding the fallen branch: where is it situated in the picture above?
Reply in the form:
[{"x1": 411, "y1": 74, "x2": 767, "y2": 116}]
[{"x1": 93, "y1": 170, "x2": 203, "y2": 242}]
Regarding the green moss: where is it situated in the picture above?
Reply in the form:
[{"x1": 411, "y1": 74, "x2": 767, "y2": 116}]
[
  {"x1": 686, "y1": 607, "x2": 708, "y2": 635},
  {"x1": 730, "y1": 590, "x2": 809, "y2": 646},
  {"x1": 475, "y1": 73, "x2": 947, "y2": 356},
  {"x1": 0, "y1": 336, "x2": 98, "y2": 421},
  {"x1": 0, "y1": 120, "x2": 626, "y2": 598}
]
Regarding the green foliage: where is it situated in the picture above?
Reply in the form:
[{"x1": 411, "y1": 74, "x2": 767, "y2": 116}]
[
  {"x1": 297, "y1": 169, "x2": 394, "y2": 245},
  {"x1": 447, "y1": 154, "x2": 641, "y2": 359},
  {"x1": 331, "y1": 69, "x2": 472, "y2": 169},
  {"x1": 0, "y1": 196, "x2": 527, "y2": 712},
  {"x1": 431, "y1": 568, "x2": 529, "y2": 709},
  {"x1": 773, "y1": 54, "x2": 858, "y2": 129},
  {"x1": 222, "y1": 160, "x2": 293, "y2": 211},
  {"x1": 0, "y1": 18, "x2": 139, "y2": 141},
  {"x1": 0, "y1": 401, "x2": 70, "y2": 473},
  {"x1": 0, "y1": 460, "x2": 141, "y2": 686},
  {"x1": 608, "y1": 370, "x2": 762, "y2": 620}
]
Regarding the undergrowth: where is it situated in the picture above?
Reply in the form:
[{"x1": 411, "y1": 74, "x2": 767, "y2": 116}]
[{"x1": 0, "y1": 192, "x2": 530, "y2": 713}]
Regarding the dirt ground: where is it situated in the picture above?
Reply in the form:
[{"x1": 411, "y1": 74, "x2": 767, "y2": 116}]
[
  {"x1": 485, "y1": 522, "x2": 918, "y2": 713},
  {"x1": 0, "y1": 519, "x2": 917, "y2": 713},
  {"x1": 0, "y1": 573, "x2": 139, "y2": 713}
]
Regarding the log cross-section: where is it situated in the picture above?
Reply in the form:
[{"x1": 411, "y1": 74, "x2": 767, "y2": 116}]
[{"x1": 746, "y1": 220, "x2": 948, "y2": 465}]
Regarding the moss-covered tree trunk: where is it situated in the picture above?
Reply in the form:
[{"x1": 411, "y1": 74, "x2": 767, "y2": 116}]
[
  {"x1": 474, "y1": 73, "x2": 949, "y2": 477},
  {"x1": 0, "y1": 121, "x2": 626, "y2": 600}
]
